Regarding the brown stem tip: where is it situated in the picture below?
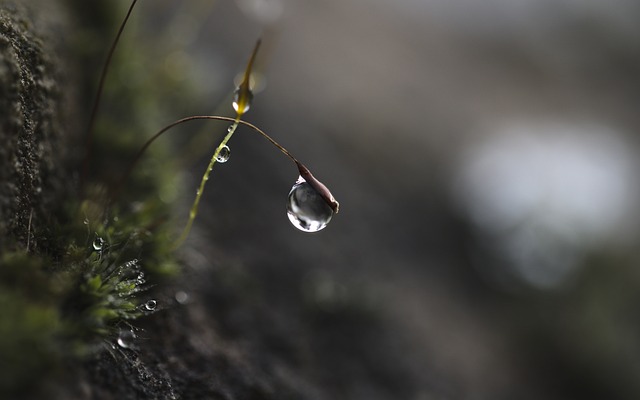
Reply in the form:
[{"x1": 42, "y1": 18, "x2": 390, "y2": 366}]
[{"x1": 296, "y1": 161, "x2": 340, "y2": 213}]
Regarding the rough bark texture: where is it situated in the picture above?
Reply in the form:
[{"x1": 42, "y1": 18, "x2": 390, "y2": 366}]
[{"x1": 0, "y1": 1, "x2": 71, "y2": 253}]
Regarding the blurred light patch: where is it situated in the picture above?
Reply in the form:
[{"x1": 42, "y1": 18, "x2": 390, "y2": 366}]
[
  {"x1": 452, "y1": 121, "x2": 639, "y2": 289},
  {"x1": 235, "y1": 0, "x2": 284, "y2": 24},
  {"x1": 167, "y1": 13, "x2": 201, "y2": 46},
  {"x1": 163, "y1": 50, "x2": 190, "y2": 82}
]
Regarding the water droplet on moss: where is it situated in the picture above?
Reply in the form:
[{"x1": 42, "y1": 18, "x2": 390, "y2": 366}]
[
  {"x1": 117, "y1": 330, "x2": 136, "y2": 348},
  {"x1": 287, "y1": 177, "x2": 334, "y2": 232},
  {"x1": 144, "y1": 300, "x2": 157, "y2": 311},
  {"x1": 216, "y1": 145, "x2": 231, "y2": 163},
  {"x1": 92, "y1": 237, "x2": 105, "y2": 251}
]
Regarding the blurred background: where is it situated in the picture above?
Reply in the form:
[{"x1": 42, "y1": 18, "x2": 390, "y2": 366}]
[{"x1": 104, "y1": 0, "x2": 640, "y2": 398}]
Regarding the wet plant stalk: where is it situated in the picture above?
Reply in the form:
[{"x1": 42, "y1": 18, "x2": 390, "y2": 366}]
[
  {"x1": 172, "y1": 118, "x2": 240, "y2": 249},
  {"x1": 173, "y1": 40, "x2": 260, "y2": 248}
]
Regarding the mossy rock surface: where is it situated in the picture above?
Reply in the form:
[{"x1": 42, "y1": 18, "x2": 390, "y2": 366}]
[
  {"x1": 0, "y1": 2, "x2": 304, "y2": 399},
  {"x1": 0, "y1": 1, "x2": 71, "y2": 253},
  {"x1": 0, "y1": 2, "x2": 427, "y2": 399}
]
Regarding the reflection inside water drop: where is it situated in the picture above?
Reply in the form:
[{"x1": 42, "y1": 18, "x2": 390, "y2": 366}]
[
  {"x1": 216, "y1": 145, "x2": 231, "y2": 163},
  {"x1": 232, "y1": 87, "x2": 253, "y2": 114},
  {"x1": 287, "y1": 178, "x2": 334, "y2": 232},
  {"x1": 117, "y1": 330, "x2": 136, "y2": 349}
]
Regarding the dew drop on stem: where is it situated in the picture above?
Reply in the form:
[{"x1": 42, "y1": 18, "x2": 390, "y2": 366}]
[
  {"x1": 287, "y1": 177, "x2": 334, "y2": 232},
  {"x1": 216, "y1": 145, "x2": 231, "y2": 163},
  {"x1": 232, "y1": 87, "x2": 253, "y2": 114}
]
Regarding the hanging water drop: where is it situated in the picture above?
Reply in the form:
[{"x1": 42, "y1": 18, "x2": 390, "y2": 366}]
[
  {"x1": 117, "y1": 330, "x2": 136, "y2": 349},
  {"x1": 216, "y1": 145, "x2": 231, "y2": 163},
  {"x1": 287, "y1": 177, "x2": 334, "y2": 232},
  {"x1": 232, "y1": 87, "x2": 253, "y2": 114},
  {"x1": 143, "y1": 299, "x2": 157, "y2": 311},
  {"x1": 92, "y1": 237, "x2": 105, "y2": 251}
]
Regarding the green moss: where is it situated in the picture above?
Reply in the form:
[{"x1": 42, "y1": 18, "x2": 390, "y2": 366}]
[
  {"x1": 0, "y1": 1, "x2": 184, "y2": 396},
  {"x1": 0, "y1": 253, "x2": 62, "y2": 395}
]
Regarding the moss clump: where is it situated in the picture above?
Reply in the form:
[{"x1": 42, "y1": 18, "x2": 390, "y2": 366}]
[
  {"x1": 0, "y1": 1, "x2": 182, "y2": 398},
  {"x1": 0, "y1": 253, "x2": 63, "y2": 396},
  {"x1": 0, "y1": 200, "x2": 172, "y2": 396}
]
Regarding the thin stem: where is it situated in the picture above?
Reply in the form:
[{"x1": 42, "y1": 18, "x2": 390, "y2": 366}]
[
  {"x1": 172, "y1": 118, "x2": 240, "y2": 249},
  {"x1": 82, "y1": 0, "x2": 139, "y2": 186},
  {"x1": 110, "y1": 115, "x2": 299, "y2": 204},
  {"x1": 111, "y1": 115, "x2": 338, "y2": 248},
  {"x1": 203, "y1": 116, "x2": 299, "y2": 163},
  {"x1": 110, "y1": 115, "x2": 296, "y2": 247}
]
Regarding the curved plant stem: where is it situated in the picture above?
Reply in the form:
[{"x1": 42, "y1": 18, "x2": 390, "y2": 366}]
[
  {"x1": 110, "y1": 115, "x2": 298, "y2": 204},
  {"x1": 111, "y1": 114, "x2": 338, "y2": 249},
  {"x1": 82, "y1": 0, "x2": 139, "y2": 187}
]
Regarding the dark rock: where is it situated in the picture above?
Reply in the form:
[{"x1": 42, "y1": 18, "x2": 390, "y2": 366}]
[{"x1": 0, "y1": 1, "x2": 72, "y2": 253}]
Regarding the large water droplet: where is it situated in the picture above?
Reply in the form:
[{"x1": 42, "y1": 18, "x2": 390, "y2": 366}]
[
  {"x1": 232, "y1": 87, "x2": 253, "y2": 114},
  {"x1": 216, "y1": 145, "x2": 231, "y2": 163},
  {"x1": 287, "y1": 178, "x2": 334, "y2": 232},
  {"x1": 92, "y1": 237, "x2": 105, "y2": 251},
  {"x1": 117, "y1": 330, "x2": 136, "y2": 349}
]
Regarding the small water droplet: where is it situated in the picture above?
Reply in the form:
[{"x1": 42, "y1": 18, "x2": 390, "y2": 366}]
[
  {"x1": 136, "y1": 272, "x2": 146, "y2": 285},
  {"x1": 117, "y1": 330, "x2": 136, "y2": 349},
  {"x1": 232, "y1": 87, "x2": 253, "y2": 114},
  {"x1": 143, "y1": 300, "x2": 157, "y2": 311},
  {"x1": 83, "y1": 218, "x2": 89, "y2": 226},
  {"x1": 92, "y1": 237, "x2": 105, "y2": 251},
  {"x1": 287, "y1": 177, "x2": 334, "y2": 232},
  {"x1": 227, "y1": 124, "x2": 235, "y2": 133},
  {"x1": 216, "y1": 145, "x2": 231, "y2": 163},
  {"x1": 174, "y1": 291, "x2": 189, "y2": 305}
]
